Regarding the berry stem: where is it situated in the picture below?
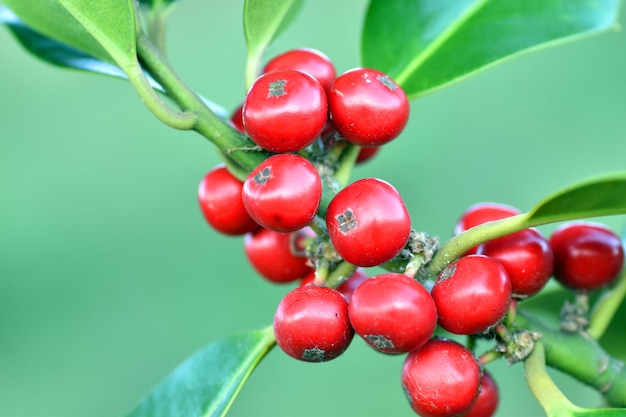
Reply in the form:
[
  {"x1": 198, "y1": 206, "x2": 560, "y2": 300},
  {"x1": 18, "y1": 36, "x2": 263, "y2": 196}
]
[
  {"x1": 325, "y1": 261, "x2": 357, "y2": 289},
  {"x1": 515, "y1": 309, "x2": 626, "y2": 407},
  {"x1": 479, "y1": 349, "x2": 503, "y2": 366},
  {"x1": 334, "y1": 143, "x2": 360, "y2": 187},
  {"x1": 588, "y1": 268, "x2": 626, "y2": 340}
]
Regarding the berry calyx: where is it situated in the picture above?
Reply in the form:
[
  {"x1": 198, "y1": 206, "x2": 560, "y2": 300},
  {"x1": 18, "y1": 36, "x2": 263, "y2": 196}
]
[
  {"x1": 274, "y1": 285, "x2": 353, "y2": 362},
  {"x1": 348, "y1": 273, "x2": 436, "y2": 353},
  {"x1": 242, "y1": 153, "x2": 322, "y2": 233},
  {"x1": 549, "y1": 221, "x2": 624, "y2": 290},
  {"x1": 328, "y1": 68, "x2": 409, "y2": 146},
  {"x1": 402, "y1": 338, "x2": 481, "y2": 417},
  {"x1": 243, "y1": 69, "x2": 327, "y2": 152},
  {"x1": 432, "y1": 254, "x2": 512, "y2": 335},
  {"x1": 326, "y1": 178, "x2": 411, "y2": 267},
  {"x1": 197, "y1": 165, "x2": 258, "y2": 235}
]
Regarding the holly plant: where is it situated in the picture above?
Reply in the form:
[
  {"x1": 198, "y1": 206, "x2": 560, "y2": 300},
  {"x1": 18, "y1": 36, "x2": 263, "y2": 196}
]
[{"x1": 2, "y1": 1, "x2": 626, "y2": 416}]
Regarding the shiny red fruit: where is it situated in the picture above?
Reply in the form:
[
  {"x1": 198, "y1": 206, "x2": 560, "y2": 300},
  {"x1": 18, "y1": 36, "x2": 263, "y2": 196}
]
[
  {"x1": 242, "y1": 154, "x2": 322, "y2": 233},
  {"x1": 477, "y1": 228, "x2": 553, "y2": 297},
  {"x1": 402, "y1": 338, "x2": 481, "y2": 417},
  {"x1": 274, "y1": 285, "x2": 353, "y2": 362},
  {"x1": 197, "y1": 165, "x2": 258, "y2": 235},
  {"x1": 465, "y1": 370, "x2": 500, "y2": 417},
  {"x1": 550, "y1": 221, "x2": 624, "y2": 290},
  {"x1": 326, "y1": 178, "x2": 411, "y2": 267},
  {"x1": 243, "y1": 69, "x2": 327, "y2": 152},
  {"x1": 264, "y1": 48, "x2": 336, "y2": 94},
  {"x1": 453, "y1": 202, "x2": 521, "y2": 255},
  {"x1": 229, "y1": 103, "x2": 245, "y2": 132},
  {"x1": 328, "y1": 68, "x2": 409, "y2": 146},
  {"x1": 348, "y1": 273, "x2": 436, "y2": 353},
  {"x1": 432, "y1": 255, "x2": 511, "y2": 335},
  {"x1": 355, "y1": 146, "x2": 380, "y2": 164},
  {"x1": 244, "y1": 227, "x2": 313, "y2": 283}
]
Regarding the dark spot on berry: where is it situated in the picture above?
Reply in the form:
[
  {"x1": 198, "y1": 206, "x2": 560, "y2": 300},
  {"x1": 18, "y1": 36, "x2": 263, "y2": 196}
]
[
  {"x1": 336, "y1": 209, "x2": 356, "y2": 233},
  {"x1": 253, "y1": 167, "x2": 272, "y2": 185},
  {"x1": 269, "y1": 80, "x2": 286, "y2": 97},
  {"x1": 365, "y1": 334, "x2": 394, "y2": 349},
  {"x1": 376, "y1": 75, "x2": 398, "y2": 91},
  {"x1": 303, "y1": 347, "x2": 326, "y2": 362}
]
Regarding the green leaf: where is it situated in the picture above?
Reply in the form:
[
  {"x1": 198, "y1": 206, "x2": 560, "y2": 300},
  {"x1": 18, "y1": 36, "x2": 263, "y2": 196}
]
[
  {"x1": 57, "y1": 0, "x2": 137, "y2": 69},
  {"x1": 0, "y1": 6, "x2": 128, "y2": 79},
  {"x1": 362, "y1": 0, "x2": 621, "y2": 99},
  {"x1": 2, "y1": 0, "x2": 114, "y2": 64},
  {"x1": 126, "y1": 327, "x2": 276, "y2": 417},
  {"x1": 138, "y1": 0, "x2": 178, "y2": 7},
  {"x1": 526, "y1": 172, "x2": 626, "y2": 226},
  {"x1": 570, "y1": 409, "x2": 626, "y2": 416},
  {"x1": 426, "y1": 172, "x2": 626, "y2": 275},
  {"x1": 243, "y1": 0, "x2": 304, "y2": 88}
]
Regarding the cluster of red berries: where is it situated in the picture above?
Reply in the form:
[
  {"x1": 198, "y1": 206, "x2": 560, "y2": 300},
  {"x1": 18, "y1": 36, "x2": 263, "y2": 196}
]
[{"x1": 196, "y1": 48, "x2": 625, "y2": 417}]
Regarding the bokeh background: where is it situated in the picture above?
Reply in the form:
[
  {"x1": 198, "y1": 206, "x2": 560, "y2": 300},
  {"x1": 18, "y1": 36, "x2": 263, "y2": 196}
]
[{"x1": 1, "y1": 1, "x2": 625, "y2": 416}]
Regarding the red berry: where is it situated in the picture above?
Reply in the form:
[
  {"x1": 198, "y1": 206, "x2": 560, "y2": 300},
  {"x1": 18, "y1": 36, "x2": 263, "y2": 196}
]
[
  {"x1": 549, "y1": 221, "x2": 624, "y2": 290},
  {"x1": 432, "y1": 255, "x2": 511, "y2": 335},
  {"x1": 264, "y1": 48, "x2": 336, "y2": 95},
  {"x1": 242, "y1": 154, "x2": 322, "y2": 232},
  {"x1": 328, "y1": 68, "x2": 409, "y2": 146},
  {"x1": 274, "y1": 285, "x2": 353, "y2": 362},
  {"x1": 355, "y1": 146, "x2": 380, "y2": 164},
  {"x1": 326, "y1": 178, "x2": 411, "y2": 267},
  {"x1": 244, "y1": 227, "x2": 313, "y2": 283},
  {"x1": 477, "y1": 228, "x2": 553, "y2": 297},
  {"x1": 243, "y1": 70, "x2": 327, "y2": 152},
  {"x1": 402, "y1": 338, "x2": 481, "y2": 417},
  {"x1": 465, "y1": 370, "x2": 500, "y2": 417},
  {"x1": 454, "y1": 202, "x2": 521, "y2": 255},
  {"x1": 197, "y1": 165, "x2": 258, "y2": 235},
  {"x1": 230, "y1": 104, "x2": 245, "y2": 132},
  {"x1": 348, "y1": 273, "x2": 436, "y2": 353}
]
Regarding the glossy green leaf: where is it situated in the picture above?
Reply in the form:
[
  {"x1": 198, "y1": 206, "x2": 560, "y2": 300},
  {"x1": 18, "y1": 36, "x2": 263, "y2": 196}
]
[
  {"x1": 427, "y1": 173, "x2": 626, "y2": 275},
  {"x1": 362, "y1": 0, "x2": 620, "y2": 99},
  {"x1": 138, "y1": 0, "x2": 178, "y2": 7},
  {"x1": 526, "y1": 173, "x2": 626, "y2": 227},
  {"x1": 58, "y1": 0, "x2": 137, "y2": 69},
  {"x1": 0, "y1": 6, "x2": 128, "y2": 78},
  {"x1": 243, "y1": 0, "x2": 304, "y2": 88},
  {"x1": 2, "y1": 0, "x2": 113, "y2": 64},
  {"x1": 126, "y1": 327, "x2": 276, "y2": 417},
  {"x1": 570, "y1": 409, "x2": 626, "y2": 416}
]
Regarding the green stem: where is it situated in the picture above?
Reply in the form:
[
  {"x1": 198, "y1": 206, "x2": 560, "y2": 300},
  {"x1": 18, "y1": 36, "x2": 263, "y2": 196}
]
[
  {"x1": 424, "y1": 213, "x2": 530, "y2": 277},
  {"x1": 588, "y1": 268, "x2": 626, "y2": 340},
  {"x1": 524, "y1": 341, "x2": 582, "y2": 416},
  {"x1": 334, "y1": 144, "x2": 360, "y2": 187},
  {"x1": 135, "y1": 34, "x2": 269, "y2": 171},
  {"x1": 325, "y1": 261, "x2": 357, "y2": 289},
  {"x1": 515, "y1": 309, "x2": 626, "y2": 407},
  {"x1": 125, "y1": 63, "x2": 196, "y2": 130}
]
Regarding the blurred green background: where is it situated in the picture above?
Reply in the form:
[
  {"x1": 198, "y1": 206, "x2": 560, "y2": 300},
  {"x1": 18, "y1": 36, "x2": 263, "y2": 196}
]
[{"x1": 1, "y1": 1, "x2": 625, "y2": 416}]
